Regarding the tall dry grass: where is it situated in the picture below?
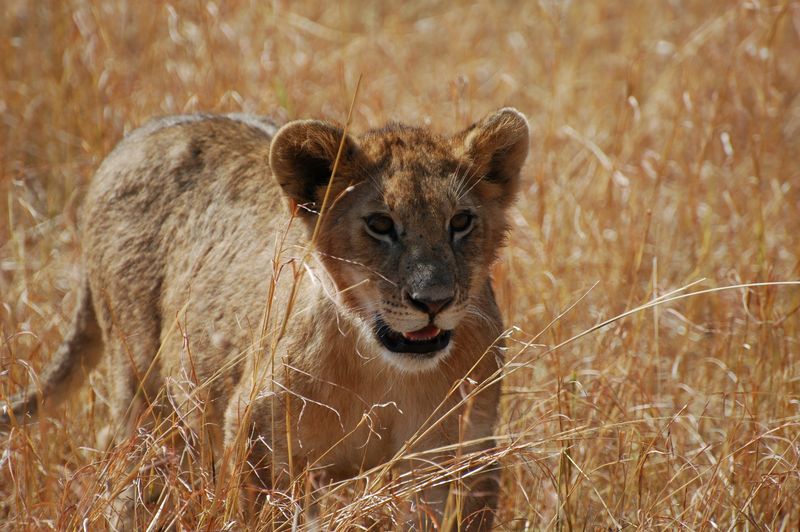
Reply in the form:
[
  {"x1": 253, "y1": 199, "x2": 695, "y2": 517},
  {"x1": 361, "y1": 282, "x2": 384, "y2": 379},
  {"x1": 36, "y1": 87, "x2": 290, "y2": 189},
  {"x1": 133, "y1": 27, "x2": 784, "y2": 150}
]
[{"x1": 1, "y1": 0, "x2": 799, "y2": 529}]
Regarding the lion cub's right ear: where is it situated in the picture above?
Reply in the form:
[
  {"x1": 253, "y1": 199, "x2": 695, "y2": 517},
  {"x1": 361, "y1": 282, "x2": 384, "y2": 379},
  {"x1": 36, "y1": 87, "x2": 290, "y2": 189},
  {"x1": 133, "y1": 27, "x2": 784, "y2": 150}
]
[{"x1": 269, "y1": 120, "x2": 364, "y2": 214}]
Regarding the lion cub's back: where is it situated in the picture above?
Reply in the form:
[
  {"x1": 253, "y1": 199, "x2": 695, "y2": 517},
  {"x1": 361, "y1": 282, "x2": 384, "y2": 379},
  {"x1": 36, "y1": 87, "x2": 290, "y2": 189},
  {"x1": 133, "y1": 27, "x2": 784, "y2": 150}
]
[
  {"x1": 79, "y1": 114, "x2": 287, "y2": 363},
  {"x1": 85, "y1": 114, "x2": 280, "y2": 219}
]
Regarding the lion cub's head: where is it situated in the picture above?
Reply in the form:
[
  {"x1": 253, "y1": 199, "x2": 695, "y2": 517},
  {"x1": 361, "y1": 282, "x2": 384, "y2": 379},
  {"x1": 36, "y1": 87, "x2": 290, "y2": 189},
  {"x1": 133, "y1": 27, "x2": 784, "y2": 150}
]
[{"x1": 269, "y1": 108, "x2": 529, "y2": 371}]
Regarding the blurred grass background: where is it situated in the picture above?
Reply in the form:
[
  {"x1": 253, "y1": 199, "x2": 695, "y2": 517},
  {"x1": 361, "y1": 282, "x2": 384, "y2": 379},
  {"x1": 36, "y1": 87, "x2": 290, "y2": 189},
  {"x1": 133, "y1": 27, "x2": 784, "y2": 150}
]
[{"x1": 1, "y1": 0, "x2": 799, "y2": 529}]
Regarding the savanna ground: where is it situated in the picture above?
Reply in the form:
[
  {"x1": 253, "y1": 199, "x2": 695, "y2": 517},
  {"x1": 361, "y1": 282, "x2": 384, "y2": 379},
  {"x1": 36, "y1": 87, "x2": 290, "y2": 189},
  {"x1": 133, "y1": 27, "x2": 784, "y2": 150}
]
[{"x1": 2, "y1": 1, "x2": 800, "y2": 530}]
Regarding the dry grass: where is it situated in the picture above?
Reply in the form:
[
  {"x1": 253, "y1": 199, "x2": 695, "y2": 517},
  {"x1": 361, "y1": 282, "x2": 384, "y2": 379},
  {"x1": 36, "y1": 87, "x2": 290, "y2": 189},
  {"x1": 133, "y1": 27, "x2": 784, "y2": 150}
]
[{"x1": 2, "y1": 1, "x2": 800, "y2": 529}]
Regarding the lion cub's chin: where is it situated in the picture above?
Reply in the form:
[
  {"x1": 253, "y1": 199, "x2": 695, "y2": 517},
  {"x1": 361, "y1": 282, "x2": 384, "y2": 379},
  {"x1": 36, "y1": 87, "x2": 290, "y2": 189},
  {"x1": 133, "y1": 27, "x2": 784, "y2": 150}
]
[{"x1": 377, "y1": 342, "x2": 455, "y2": 374}]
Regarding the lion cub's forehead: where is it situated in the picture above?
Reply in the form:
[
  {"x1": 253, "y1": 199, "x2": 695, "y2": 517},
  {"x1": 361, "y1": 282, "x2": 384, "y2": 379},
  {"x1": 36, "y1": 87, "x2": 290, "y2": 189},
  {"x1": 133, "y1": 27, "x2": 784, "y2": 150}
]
[{"x1": 360, "y1": 124, "x2": 461, "y2": 210}]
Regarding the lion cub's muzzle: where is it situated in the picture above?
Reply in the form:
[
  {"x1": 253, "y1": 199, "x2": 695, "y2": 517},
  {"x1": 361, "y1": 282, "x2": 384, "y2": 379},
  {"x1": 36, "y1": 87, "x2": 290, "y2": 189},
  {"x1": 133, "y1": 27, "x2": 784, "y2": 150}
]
[{"x1": 373, "y1": 285, "x2": 457, "y2": 356}]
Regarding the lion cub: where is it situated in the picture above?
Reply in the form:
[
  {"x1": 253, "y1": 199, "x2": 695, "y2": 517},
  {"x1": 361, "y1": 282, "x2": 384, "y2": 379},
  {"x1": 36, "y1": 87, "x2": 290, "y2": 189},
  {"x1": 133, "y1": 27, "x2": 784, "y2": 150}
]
[{"x1": 2, "y1": 108, "x2": 529, "y2": 529}]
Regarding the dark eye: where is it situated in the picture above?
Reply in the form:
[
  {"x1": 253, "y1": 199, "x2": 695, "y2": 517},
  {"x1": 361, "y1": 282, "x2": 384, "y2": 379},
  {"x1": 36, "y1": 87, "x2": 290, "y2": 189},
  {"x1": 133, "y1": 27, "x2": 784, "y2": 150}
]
[
  {"x1": 365, "y1": 213, "x2": 395, "y2": 238},
  {"x1": 450, "y1": 212, "x2": 473, "y2": 234}
]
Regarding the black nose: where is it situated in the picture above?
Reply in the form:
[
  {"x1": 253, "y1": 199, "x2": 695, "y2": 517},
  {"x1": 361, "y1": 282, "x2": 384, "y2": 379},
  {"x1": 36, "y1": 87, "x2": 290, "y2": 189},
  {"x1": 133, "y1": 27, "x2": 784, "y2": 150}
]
[{"x1": 405, "y1": 292, "x2": 454, "y2": 316}]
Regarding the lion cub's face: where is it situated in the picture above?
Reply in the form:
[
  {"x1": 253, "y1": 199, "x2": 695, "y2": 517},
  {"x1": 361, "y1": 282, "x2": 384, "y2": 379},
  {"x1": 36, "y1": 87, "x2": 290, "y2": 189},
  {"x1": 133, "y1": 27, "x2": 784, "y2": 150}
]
[{"x1": 270, "y1": 109, "x2": 529, "y2": 371}]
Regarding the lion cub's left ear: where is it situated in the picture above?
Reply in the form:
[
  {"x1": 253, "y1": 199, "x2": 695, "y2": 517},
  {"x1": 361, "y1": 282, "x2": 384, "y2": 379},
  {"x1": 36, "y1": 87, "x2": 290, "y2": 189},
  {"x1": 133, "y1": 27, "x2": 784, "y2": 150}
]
[{"x1": 455, "y1": 107, "x2": 530, "y2": 205}]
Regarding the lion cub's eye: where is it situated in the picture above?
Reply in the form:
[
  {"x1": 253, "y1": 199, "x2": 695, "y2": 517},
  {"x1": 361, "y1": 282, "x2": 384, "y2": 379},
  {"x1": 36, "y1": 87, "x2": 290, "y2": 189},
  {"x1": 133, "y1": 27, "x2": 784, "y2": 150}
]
[
  {"x1": 449, "y1": 211, "x2": 474, "y2": 235},
  {"x1": 365, "y1": 213, "x2": 396, "y2": 240}
]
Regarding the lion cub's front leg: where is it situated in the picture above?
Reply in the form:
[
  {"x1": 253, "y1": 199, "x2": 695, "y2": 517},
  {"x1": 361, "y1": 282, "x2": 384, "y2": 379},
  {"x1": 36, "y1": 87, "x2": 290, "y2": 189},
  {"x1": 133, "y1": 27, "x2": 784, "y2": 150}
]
[
  {"x1": 401, "y1": 452, "x2": 499, "y2": 531},
  {"x1": 223, "y1": 392, "x2": 274, "y2": 519},
  {"x1": 403, "y1": 379, "x2": 502, "y2": 530},
  {"x1": 443, "y1": 459, "x2": 500, "y2": 531},
  {"x1": 222, "y1": 373, "x2": 300, "y2": 525}
]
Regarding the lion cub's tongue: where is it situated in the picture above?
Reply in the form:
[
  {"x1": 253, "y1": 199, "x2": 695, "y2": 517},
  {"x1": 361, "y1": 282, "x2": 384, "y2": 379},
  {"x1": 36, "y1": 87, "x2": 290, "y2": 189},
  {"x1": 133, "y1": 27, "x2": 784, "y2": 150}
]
[{"x1": 403, "y1": 325, "x2": 441, "y2": 341}]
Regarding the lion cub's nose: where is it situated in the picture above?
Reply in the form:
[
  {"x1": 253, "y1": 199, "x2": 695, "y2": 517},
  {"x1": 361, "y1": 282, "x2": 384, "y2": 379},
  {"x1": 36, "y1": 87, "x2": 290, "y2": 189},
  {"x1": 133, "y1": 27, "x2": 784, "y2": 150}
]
[{"x1": 405, "y1": 292, "x2": 454, "y2": 316}]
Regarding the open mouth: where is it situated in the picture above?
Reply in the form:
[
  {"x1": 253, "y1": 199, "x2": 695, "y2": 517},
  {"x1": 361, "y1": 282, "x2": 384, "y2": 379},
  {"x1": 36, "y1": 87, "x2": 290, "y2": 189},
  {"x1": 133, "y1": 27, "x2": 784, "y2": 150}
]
[{"x1": 374, "y1": 318, "x2": 452, "y2": 355}]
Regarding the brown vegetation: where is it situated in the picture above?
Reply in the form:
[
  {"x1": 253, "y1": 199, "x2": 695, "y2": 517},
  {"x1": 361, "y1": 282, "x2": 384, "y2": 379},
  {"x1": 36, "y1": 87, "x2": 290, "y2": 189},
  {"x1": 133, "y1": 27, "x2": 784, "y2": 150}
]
[{"x1": 2, "y1": 1, "x2": 799, "y2": 529}]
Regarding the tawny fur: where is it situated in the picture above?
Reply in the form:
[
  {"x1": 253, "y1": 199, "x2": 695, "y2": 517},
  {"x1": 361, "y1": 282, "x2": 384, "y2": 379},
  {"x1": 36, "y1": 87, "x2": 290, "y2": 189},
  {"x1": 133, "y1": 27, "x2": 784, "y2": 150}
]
[{"x1": 1, "y1": 108, "x2": 529, "y2": 530}]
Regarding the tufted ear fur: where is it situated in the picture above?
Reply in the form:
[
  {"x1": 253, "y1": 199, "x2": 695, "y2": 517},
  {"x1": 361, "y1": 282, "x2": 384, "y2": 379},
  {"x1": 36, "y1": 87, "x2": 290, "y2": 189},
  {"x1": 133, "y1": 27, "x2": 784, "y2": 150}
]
[
  {"x1": 269, "y1": 120, "x2": 364, "y2": 213},
  {"x1": 454, "y1": 107, "x2": 530, "y2": 205}
]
